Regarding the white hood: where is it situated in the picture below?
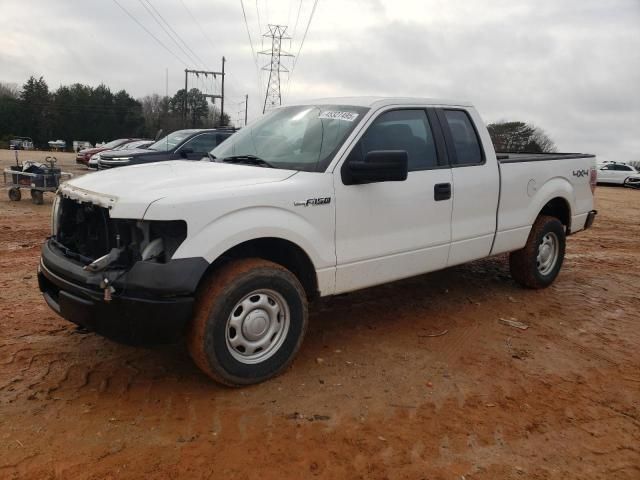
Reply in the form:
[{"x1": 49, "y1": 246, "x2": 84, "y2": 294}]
[{"x1": 59, "y1": 161, "x2": 296, "y2": 218}]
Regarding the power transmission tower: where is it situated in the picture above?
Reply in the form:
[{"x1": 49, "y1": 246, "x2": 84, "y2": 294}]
[{"x1": 259, "y1": 25, "x2": 292, "y2": 113}]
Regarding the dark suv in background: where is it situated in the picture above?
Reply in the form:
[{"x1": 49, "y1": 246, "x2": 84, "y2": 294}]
[{"x1": 98, "y1": 128, "x2": 236, "y2": 169}]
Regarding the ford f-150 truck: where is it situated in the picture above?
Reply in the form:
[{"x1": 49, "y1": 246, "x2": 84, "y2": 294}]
[{"x1": 38, "y1": 97, "x2": 598, "y2": 386}]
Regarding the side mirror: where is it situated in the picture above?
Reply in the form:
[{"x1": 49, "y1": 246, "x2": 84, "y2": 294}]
[
  {"x1": 179, "y1": 147, "x2": 194, "y2": 158},
  {"x1": 155, "y1": 129, "x2": 164, "y2": 141},
  {"x1": 344, "y1": 150, "x2": 408, "y2": 185}
]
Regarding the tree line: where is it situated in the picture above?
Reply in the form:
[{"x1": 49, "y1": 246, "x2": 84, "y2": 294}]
[
  {"x1": 0, "y1": 76, "x2": 230, "y2": 149},
  {"x1": 1, "y1": 76, "x2": 556, "y2": 153}
]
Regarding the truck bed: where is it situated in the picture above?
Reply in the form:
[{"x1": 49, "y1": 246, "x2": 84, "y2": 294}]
[{"x1": 497, "y1": 152, "x2": 595, "y2": 163}]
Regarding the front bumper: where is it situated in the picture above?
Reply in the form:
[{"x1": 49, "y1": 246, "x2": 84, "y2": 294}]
[{"x1": 38, "y1": 240, "x2": 209, "y2": 344}]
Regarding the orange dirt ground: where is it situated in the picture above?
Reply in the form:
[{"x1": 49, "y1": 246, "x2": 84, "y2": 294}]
[{"x1": 1, "y1": 150, "x2": 638, "y2": 479}]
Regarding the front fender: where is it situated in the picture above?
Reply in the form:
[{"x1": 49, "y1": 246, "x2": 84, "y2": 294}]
[{"x1": 171, "y1": 205, "x2": 336, "y2": 271}]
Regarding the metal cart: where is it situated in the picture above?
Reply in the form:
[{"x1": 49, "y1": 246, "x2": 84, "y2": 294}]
[{"x1": 3, "y1": 153, "x2": 72, "y2": 205}]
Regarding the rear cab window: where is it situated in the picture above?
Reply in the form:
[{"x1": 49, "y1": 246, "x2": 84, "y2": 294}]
[{"x1": 439, "y1": 109, "x2": 484, "y2": 166}]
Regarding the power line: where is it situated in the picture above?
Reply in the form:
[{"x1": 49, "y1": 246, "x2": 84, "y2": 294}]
[
  {"x1": 240, "y1": 0, "x2": 259, "y2": 64},
  {"x1": 137, "y1": 0, "x2": 201, "y2": 68},
  {"x1": 292, "y1": 0, "x2": 303, "y2": 40},
  {"x1": 142, "y1": 0, "x2": 208, "y2": 69},
  {"x1": 240, "y1": 0, "x2": 263, "y2": 101},
  {"x1": 110, "y1": 0, "x2": 189, "y2": 67},
  {"x1": 178, "y1": 0, "x2": 218, "y2": 54},
  {"x1": 291, "y1": 0, "x2": 319, "y2": 74},
  {"x1": 255, "y1": 0, "x2": 262, "y2": 38}
]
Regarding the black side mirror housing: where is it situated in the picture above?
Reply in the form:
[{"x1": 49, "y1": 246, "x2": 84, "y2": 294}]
[{"x1": 343, "y1": 150, "x2": 409, "y2": 185}]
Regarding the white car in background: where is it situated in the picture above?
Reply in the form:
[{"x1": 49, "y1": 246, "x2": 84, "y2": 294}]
[
  {"x1": 596, "y1": 162, "x2": 639, "y2": 186},
  {"x1": 88, "y1": 140, "x2": 153, "y2": 169}
]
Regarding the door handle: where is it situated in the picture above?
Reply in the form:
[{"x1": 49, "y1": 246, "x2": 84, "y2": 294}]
[{"x1": 434, "y1": 183, "x2": 451, "y2": 201}]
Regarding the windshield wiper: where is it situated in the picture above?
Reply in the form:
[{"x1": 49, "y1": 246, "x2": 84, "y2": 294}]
[{"x1": 220, "y1": 155, "x2": 274, "y2": 168}]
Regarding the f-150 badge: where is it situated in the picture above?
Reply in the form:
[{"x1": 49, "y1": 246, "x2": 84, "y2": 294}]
[{"x1": 294, "y1": 197, "x2": 331, "y2": 207}]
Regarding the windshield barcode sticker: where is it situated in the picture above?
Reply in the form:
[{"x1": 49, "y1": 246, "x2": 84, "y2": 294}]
[{"x1": 319, "y1": 111, "x2": 359, "y2": 122}]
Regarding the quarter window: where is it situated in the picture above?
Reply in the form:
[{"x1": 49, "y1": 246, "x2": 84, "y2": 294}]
[
  {"x1": 349, "y1": 109, "x2": 438, "y2": 171},
  {"x1": 443, "y1": 110, "x2": 483, "y2": 166}
]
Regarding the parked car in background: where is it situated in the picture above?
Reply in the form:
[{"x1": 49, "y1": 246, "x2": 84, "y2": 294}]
[
  {"x1": 76, "y1": 138, "x2": 139, "y2": 166},
  {"x1": 48, "y1": 139, "x2": 66, "y2": 151},
  {"x1": 9, "y1": 137, "x2": 34, "y2": 150},
  {"x1": 622, "y1": 171, "x2": 640, "y2": 189},
  {"x1": 98, "y1": 128, "x2": 235, "y2": 169},
  {"x1": 596, "y1": 162, "x2": 638, "y2": 185},
  {"x1": 73, "y1": 141, "x2": 93, "y2": 152},
  {"x1": 88, "y1": 140, "x2": 153, "y2": 169}
]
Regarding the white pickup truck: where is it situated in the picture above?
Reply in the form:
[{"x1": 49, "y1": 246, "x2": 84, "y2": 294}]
[{"x1": 38, "y1": 97, "x2": 597, "y2": 386}]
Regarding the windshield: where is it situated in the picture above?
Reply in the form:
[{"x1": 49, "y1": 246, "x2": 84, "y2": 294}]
[
  {"x1": 211, "y1": 105, "x2": 369, "y2": 172},
  {"x1": 148, "y1": 130, "x2": 193, "y2": 152}
]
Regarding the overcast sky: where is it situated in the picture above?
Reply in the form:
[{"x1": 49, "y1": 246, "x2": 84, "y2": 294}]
[{"x1": 1, "y1": 0, "x2": 639, "y2": 160}]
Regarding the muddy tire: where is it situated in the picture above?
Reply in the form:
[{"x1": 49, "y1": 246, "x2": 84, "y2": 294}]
[
  {"x1": 509, "y1": 215, "x2": 566, "y2": 289},
  {"x1": 187, "y1": 258, "x2": 308, "y2": 386},
  {"x1": 31, "y1": 189, "x2": 44, "y2": 205},
  {"x1": 8, "y1": 187, "x2": 21, "y2": 201}
]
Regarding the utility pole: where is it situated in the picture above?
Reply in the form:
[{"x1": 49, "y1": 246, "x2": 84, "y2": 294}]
[
  {"x1": 245, "y1": 94, "x2": 248, "y2": 126},
  {"x1": 259, "y1": 25, "x2": 292, "y2": 113},
  {"x1": 182, "y1": 57, "x2": 226, "y2": 127},
  {"x1": 220, "y1": 56, "x2": 225, "y2": 125},
  {"x1": 183, "y1": 69, "x2": 188, "y2": 127}
]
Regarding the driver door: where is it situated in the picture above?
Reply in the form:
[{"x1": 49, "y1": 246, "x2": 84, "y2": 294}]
[{"x1": 333, "y1": 108, "x2": 453, "y2": 293}]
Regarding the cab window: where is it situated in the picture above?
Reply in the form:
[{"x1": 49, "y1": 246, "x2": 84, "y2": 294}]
[
  {"x1": 348, "y1": 109, "x2": 438, "y2": 171},
  {"x1": 443, "y1": 110, "x2": 483, "y2": 166}
]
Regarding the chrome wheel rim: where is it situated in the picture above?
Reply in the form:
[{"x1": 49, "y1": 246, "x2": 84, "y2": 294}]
[
  {"x1": 536, "y1": 232, "x2": 559, "y2": 276},
  {"x1": 225, "y1": 289, "x2": 290, "y2": 364}
]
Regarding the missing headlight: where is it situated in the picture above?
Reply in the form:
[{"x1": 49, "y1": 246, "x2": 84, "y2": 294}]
[{"x1": 136, "y1": 220, "x2": 187, "y2": 263}]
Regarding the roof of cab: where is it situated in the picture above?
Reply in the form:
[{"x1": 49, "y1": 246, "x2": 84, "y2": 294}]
[{"x1": 288, "y1": 96, "x2": 473, "y2": 109}]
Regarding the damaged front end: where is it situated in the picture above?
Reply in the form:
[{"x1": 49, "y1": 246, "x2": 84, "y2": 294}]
[
  {"x1": 53, "y1": 195, "x2": 187, "y2": 275},
  {"x1": 38, "y1": 193, "x2": 208, "y2": 344}
]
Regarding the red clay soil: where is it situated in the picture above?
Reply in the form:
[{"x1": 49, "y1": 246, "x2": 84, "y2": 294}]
[{"x1": 1, "y1": 152, "x2": 638, "y2": 479}]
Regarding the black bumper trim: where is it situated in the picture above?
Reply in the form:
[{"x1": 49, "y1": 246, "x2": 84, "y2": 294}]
[
  {"x1": 39, "y1": 258, "x2": 195, "y2": 344},
  {"x1": 42, "y1": 240, "x2": 209, "y2": 296},
  {"x1": 584, "y1": 210, "x2": 597, "y2": 230}
]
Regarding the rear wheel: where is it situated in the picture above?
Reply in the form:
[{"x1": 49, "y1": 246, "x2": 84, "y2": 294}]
[
  {"x1": 31, "y1": 189, "x2": 44, "y2": 205},
  {"x1": 187, "y1": 258, "x2": 308, "y2": 386},
  {"x1": 509, "y1": 215, "x2": 566, "y2": 289},
  {"x1": 8, "y1": 187, "x2": 21, "y2": 201}
]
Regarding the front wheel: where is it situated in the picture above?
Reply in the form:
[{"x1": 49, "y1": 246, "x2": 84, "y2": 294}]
[
  {"x1": 509, "y1": 215, "x2": 566, "y2": 289},
  {"x1": 187, "y1": 258, "x2": 308, "y2": 386}
]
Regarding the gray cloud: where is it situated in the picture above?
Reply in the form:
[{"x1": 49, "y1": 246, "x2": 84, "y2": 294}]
[{"x1": 1, "y1": 0, "x2": 638, "y2": 160}]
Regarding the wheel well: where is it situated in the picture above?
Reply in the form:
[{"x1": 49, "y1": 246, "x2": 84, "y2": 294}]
[
  {"x1": 205, "y1": 238, "x2": 319, "y2": 300},
  {"x1": 540, "y1": 197, "x2": 571, "y2": 232}
]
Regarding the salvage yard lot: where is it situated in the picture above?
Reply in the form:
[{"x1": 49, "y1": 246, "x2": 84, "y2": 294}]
[{"x1": 0, "y1": 149, "x2": 638, "y2": 479}]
